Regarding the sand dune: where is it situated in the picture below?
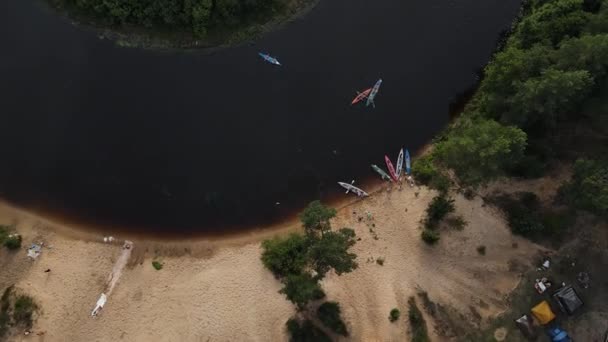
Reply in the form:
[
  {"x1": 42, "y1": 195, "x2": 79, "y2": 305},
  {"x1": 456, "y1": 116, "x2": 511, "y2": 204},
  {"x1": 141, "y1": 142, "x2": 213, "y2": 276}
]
[{"x1": 0, "y1": 183, "x2": 541, "y2": 341}]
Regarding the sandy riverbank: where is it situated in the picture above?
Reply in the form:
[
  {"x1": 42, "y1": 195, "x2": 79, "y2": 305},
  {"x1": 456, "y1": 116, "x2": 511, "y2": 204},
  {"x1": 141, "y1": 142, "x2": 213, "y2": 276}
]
[{"x1": 0, "y1": 181, "x2": 543, "y2": 341}]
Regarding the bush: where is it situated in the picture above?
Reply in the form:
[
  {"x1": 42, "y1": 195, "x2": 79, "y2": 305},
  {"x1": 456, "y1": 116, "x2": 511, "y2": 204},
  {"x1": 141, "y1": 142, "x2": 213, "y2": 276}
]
[
  {"x1": 559, "y1": 158, "x2": 608, "y2": 217},
  {"x1": 421, "y1": 230, "x2": 440, "y2": 245},
  {"x1": 408, "y1": 297, "x2": 430, "y2": 342},
  {"x1": 261, "y1": 234, "x2": 309, "y2": 277},
  {"x1": 495, "y1": 193, "x2": 545, "y2": 237},
  {"x1": 376, "y1": 257, "x2": 385, "y2": 266},
  {"x1": 424, "y1": 195, "x2": 455, "y2": 228},
  {"x1": 389, "y1": 308, "x2": 401, "y2": 322},
  {"x1": 13, "y1": 295, "x2": 37, "y2": 329},
  {"x1": 476, "y1": 245, "x2": 486, "y2": 255},
  {"x1": 411, "y1": 154, "x2": 451, "y2": 192},
  {"x1": 4, "y1": 235, "x2": 22, "y2": 250},
  {"x1": 152, "y1": 261, "x2": 163, "y2": 270},
  {"x1": 445, "y1": 216, "x2": 467, "y2": 230},
  {"x1": 317, "y1": 301, "x2": 348, "y2": 336},
  {"x1": 0, "y1": 226, "x2": 8, "y2": 244},
  {"x1": 286, "y1": 318, "x2": 331, "y2": 342}
]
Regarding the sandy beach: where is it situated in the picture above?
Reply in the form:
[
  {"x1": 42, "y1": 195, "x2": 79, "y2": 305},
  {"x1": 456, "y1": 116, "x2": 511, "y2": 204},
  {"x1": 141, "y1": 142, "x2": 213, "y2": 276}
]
[{"x1": 0, "y1": 182, "x2": 543, "y2": 341}]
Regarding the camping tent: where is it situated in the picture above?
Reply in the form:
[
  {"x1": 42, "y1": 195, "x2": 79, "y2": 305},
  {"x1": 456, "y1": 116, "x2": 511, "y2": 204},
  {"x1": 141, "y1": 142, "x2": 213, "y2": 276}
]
[
  {"x1": 553, "y1": 285, "x2": 583, "y2": 315},
  {"x1": 531, "y1": 301, "x2": 556, "y2": 325},
  {"x1": 515, "y1": 314, "x2": 538, "y2": 340}
]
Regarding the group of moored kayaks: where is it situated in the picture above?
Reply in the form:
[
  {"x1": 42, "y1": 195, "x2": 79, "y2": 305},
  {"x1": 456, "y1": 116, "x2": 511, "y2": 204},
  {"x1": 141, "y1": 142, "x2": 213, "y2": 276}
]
[
  {"x1": 258, "y1": 51, "x2": 401, "y2": 199},
  {"x1": 338, "y1": 148, "x2": 412, "y2": 198}
]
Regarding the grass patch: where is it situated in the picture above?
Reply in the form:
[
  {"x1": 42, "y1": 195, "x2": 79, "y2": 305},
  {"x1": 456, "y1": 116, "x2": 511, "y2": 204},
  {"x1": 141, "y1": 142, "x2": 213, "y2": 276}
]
[
  {"x1": 152, "y1": 261, "x2": 163, "y2": 270},
  {"x1": 316, "y1": 301, "x2": 348, "y2": 336},
  {"x1": 13, "y1": 295, "x2": 37, "y2": 329},
  {"x1": 445, "y1": 215, "x2": 467, "y2": 230},
  {"x1": 389, "y1": 308, "x2": 400, "y2": 322},
  {"x1": 408, "y1": 297, "x2": 430, "y2": 342}
]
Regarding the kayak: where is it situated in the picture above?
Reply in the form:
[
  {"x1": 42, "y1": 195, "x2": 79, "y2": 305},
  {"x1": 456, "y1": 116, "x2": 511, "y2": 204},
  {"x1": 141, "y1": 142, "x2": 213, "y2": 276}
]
[
  {"x1": 405, "y1": 149, "x2": 411, "y2": 175},
  {"x1": 371, "y1": 164, "x2": 391, "y2": 181},
  {"x1": 258, "y1": 52, "x2": 281, "y2": 66},
  {"x1": 338, "y1": 182, "x2": 369, "y2": 197},
  {"x1": 366, "y1": 79, "x2": 383, "y2": 107},
  {"x1": 396, "y1": 148, "x2": 404, "y2": 178},
  {"x1": 351, "y1": 88, "x2": 372, "y2": 105},
  {"x1": 384, "y1": 155, "x2": 399, "y2": 182}
]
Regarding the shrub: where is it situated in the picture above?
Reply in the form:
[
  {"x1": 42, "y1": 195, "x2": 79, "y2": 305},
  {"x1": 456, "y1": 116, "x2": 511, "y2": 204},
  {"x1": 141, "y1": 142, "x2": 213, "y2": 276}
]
[
  {"x1": 559, "y1": 158, "x2": 608, "y2": 217},
  {"x1": 411, "y1": 154, "x2": 451, "y2": 192},
  {"x1": 408, "y1": 297, "x2": 430, "y2": 342},
  {"x1": 13, "y1": 295, "x2": 37, "y2": 329},
  {"x1": 261, "y1": 233, "x2": 309, "y2": 277},
  {"x1": 445, "y1": 216, "x2": 467, "y2": 230},
  {"x1": 0, "y1": 226, "x2": 8, "y2": 244},
  {"x1": 424, "y1": 195, "x2": 455, "y2": 228},
  {"x1": 286, "y1": 318, "x2": 331, "y2": 342},
  {"x1": 4, "y1": 235, "x2": 22, "y2": 250},
  {"x1": 389, "y1": 308, "x2": 401, "y2": 322},
  {"x1": 376, "y1": 257, "x2": 385, "y2": 266},
  {"x1": 152, "y1": 261, "x2": 163, "y2": 270},
  {"x1": 317, "y1": 301, "x2": 348, "y2": 336},
  {"x1": 421, "y1": 230, "x2": 440, "y2": 245},
  {"x1": 476, "y1": 245, "x2": 486, "y2": 255}
]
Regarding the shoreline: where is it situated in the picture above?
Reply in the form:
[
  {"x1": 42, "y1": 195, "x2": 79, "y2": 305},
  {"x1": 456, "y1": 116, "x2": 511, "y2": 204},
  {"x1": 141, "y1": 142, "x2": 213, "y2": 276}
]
[{"x1": 45, "y1": 0, "x2": 320, "y2": 50}]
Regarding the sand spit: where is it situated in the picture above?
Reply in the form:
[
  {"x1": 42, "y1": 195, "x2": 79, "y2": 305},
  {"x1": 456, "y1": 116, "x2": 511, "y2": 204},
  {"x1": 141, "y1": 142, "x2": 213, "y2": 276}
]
[{"x1": 0, "y1": 182, "x2": 542, "y2": 341}]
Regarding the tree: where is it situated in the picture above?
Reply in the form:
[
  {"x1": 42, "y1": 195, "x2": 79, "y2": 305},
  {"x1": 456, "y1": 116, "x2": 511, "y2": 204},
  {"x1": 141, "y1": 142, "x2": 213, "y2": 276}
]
[
  {"x1": 261, "y1": 233, "x2": 309, "y2": 277},
  {"x1": 477, "y1": 45, "x2": 554, "y2": 116},
  {"x1": 505, "y1": 69, "x2": 594, "y2": 129},
  {"x1": 299, "y1": 201, "x2": 337, "y2": 238},
  {"x1": 286, "y1": 318, "x2": 332, "y2": 342},
  {"x1": 279, "y1": 273, "x2": 325, "y2": 310},
  {"x1": 560, "y1": 158, "x2": 608, "y2": 217},
  {"x1": 434, "y1": 120, "x2": 527, "y2": 185},
  {"x1": 317, "y1": 302, "x2": 348, "y2": 336},
  {"x1": 307, "y1": 228, "x2": 358, "y2": 278},
  {"x1": 514, "y1": 0, "x2": 588, "y2": 48},
  {"x1": 556, "y1": 34, "x2": 608, "y2": 78}
]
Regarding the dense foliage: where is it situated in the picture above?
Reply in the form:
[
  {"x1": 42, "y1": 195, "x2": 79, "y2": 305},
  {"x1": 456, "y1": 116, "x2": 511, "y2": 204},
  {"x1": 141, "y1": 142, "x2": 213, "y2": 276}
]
[
  {"x1": 316, "y1": 301, "x2": 348, "y2": 336},
  {"x1": 560, "y1": 158, "x2": 608, "y2": 217},
  {"x1": 389, "y1": 308, "x2": 401, "y2": 322},
  {"x1": 262, "y1": 202, "x2": 355, "y2": 339},
  {"x1": 53, "y1": 0, "x2": 286, "y2": 38},
  {"x1": 425, "y1": 0, "x2": 608, "y2": 187}
]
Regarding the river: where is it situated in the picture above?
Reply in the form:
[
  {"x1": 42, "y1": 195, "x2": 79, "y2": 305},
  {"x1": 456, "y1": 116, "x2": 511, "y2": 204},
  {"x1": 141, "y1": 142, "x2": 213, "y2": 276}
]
[{"x1": 0, "y1": 0, "x2": 520, "y2": 237}]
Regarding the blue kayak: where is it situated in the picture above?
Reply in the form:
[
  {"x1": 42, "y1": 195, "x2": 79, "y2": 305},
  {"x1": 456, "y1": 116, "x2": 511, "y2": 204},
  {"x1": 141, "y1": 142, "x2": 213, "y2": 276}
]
[
  {"x1": 405, "y1": 149, "x2": 411, "y2": 175},
  {"x1": 258, "y1": 52, "x2": 281, "y2": 66}
]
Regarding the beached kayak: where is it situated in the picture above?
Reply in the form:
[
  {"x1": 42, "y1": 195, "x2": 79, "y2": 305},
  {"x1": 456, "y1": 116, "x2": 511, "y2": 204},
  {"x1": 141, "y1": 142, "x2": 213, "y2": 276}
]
[
  {"x1": 396, "y1": 148, "x2": 404, "y2": 178},
  {"x1": 338, "y1": 181, "x2": 369, "y2": 197},
  {"x1": 405, "y1": 149, "x2": 411, "y2": 175},
  {"x1": 371, "y1": 164, "x2": 391, "y2": 181},
  {"x1": 384, "y1": 155, "x2": 399, "y2": 182}
]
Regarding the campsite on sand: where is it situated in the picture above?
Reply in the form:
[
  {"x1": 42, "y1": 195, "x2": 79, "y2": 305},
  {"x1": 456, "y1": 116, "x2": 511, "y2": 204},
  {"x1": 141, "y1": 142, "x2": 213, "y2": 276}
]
[{"x1": 0, "y1": 175, "x2": 562, "y2": 341}]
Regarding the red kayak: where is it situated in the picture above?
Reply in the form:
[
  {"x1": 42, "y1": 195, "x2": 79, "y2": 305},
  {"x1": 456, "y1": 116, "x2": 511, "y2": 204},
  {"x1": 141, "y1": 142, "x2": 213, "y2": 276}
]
[
  {"x1": 351, "y1": 88, "x2": 372, "y2": 105},
  {"x1": 384, "y1": 155, "x2": 399, "y2": 182}
]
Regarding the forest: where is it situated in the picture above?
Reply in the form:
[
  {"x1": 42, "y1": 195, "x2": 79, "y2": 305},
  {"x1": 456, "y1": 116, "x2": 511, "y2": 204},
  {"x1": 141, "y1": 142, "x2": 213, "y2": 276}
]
[{"x1": 52, "y1": 0, "x2": 286, "y2": 37}]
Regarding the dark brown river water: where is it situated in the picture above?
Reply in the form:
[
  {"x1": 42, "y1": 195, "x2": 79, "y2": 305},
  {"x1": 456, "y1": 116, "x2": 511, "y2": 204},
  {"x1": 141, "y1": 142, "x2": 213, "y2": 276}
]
[{"x1": 0, "y1": 0, "x2": 520, "y2": 237}]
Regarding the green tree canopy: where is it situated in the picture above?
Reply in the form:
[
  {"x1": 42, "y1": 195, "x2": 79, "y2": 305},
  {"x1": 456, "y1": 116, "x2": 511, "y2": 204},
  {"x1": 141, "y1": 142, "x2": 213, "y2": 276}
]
[
  {"x1": 299, "y1": 200, "x2": 337, "y2": 238},
  {"x1": 514, "y1": 0, "x2": 588, "y2": 48},
  {"x1": 307, "y1": 228, "x2": 358, "y2": 278},
  {"x1": 279, "y1": 273, "x2": 325, "y2": 310},
  {"x1": 316, "y1": 302, "x2": 348, "y2": 336},
  {"x1": 434, "y1": 120, "x2": 527, "y2": 185},
  {"x1": 505, "y1": 69, "x2": 594, "y2": 129},
  {"x1": 261, "y1": 233, "x2": 309, "y2": 277},
  {"x1": 556, "y1": 34, "x2": 608, "y2": 78}
]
